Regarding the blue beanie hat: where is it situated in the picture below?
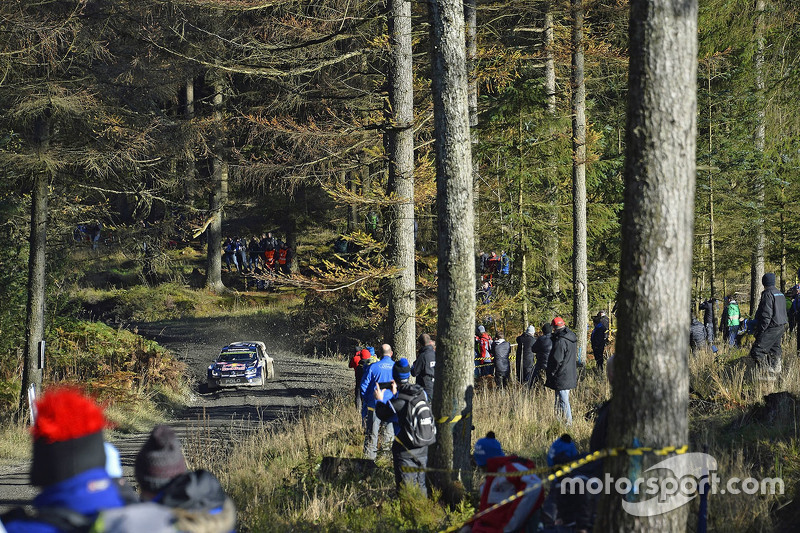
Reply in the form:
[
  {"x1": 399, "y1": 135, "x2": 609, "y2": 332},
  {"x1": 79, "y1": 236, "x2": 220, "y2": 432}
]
[
  {"x1": 762, "y1": 272, "x2": 776, "y2": 287},
  {"x1": 393, "y1": 357, "x2": 411, "y2": 383},
  {"x1": 474, "y1": 433, "x2": 504, "y2": 466},
  {"x1": 547, "y1": 434, "x2": 579, "y2": 467}
]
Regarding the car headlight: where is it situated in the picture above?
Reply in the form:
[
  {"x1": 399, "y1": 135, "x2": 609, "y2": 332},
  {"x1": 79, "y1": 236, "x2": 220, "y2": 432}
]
[
  {"x1": 245, "y1": 367, "x2": 257, "y2": 377},
  {"x1": 209, "y1": 366, "x2": 220, "y2": 377}
]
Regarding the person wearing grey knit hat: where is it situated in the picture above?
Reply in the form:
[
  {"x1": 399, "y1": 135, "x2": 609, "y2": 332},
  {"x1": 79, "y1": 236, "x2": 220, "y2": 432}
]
[{"x1": 135, "y1": 424, "x2": 188, "y2": 500}]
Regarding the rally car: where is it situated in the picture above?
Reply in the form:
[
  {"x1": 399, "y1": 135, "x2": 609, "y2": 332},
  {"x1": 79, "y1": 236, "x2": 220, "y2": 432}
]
[{"x1": 207, "y1": 341, "x2": 275, "y2": 390}]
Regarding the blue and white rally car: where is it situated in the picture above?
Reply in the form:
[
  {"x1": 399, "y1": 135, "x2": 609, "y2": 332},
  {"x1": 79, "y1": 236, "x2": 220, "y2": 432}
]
[{"x1": 207, "y1": 341, "x2": 275, "y2": 390}]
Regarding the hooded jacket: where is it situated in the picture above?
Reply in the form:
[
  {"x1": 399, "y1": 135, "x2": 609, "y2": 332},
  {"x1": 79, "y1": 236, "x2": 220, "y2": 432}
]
[
  {"x1": 411, "y1": 344, "x2": 435, "y2": 400},
  {"x1": 515, "y1": 331, "x2": 536, "y2": 380},
  {"x1": 491, "y1": 338, "x2": 511, "y2": 375},
  {"x1": 545, "y1": 327, "x2": 578, "y2": 391},
  {"x1": 755, "y1": 280, "x2": 788, "y2": 337}
]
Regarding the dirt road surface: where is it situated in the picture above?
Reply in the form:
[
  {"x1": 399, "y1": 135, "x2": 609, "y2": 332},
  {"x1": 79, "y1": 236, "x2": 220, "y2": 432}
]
[{"x1": 0, "y1": 313, "x2": 350, "y2": 513}]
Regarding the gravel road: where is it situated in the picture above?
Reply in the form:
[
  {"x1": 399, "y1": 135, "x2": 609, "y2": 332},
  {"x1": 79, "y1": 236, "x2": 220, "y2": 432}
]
[{"x1": 0, "y1": 312, "x2": 351, "y2": 513}]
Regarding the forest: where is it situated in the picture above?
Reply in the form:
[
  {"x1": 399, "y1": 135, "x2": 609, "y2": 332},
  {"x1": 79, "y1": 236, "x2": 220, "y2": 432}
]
[{"x1": 1, "y1": 0, "x2": 799, "y2": 531}]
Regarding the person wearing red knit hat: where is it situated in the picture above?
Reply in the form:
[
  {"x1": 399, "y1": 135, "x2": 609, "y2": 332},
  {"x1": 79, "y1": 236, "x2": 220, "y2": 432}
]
[
  {"x1": 545, "y1": 317, "x2": 578, "y2": 426},
  {"x1": 2, "y1": 387, "x2": 125, "y2": 532}
]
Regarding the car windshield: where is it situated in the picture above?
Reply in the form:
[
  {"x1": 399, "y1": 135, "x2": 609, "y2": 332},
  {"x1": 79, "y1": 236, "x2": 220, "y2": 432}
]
[{"x1": 218, "y1": 351, "x2": 256, "y2": 363}]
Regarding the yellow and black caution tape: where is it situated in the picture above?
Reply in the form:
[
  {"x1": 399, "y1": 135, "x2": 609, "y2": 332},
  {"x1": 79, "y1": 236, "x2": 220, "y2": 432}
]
[
  {"x1": 401, "y1": 444, "x2": 688, "y2": 477},
  {"x1": 436, "y1": 411, "x2": 472, "y2": 425},
  {"x1": 396, "y1": 444, "x2": 688, "y2": 533}
]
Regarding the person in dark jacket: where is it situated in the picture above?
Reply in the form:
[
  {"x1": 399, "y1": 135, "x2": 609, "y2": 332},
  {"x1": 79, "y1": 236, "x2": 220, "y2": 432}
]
[
  {"x1": 698, "y1": 298, "x2": 716, "y2": 343},
  {"x1": 546, "y1": 317, "x2": 578, "y2": 425},
  {"x1": 750, "y1": 272, "x2": 788, "y2": 377},
  {"x1": 690, "y1": 314, "x2": 707, "y2": 355},
  {"x1": 412, "y1": 334, "x2": 436, "y2": 401},
  {"x1": 515, "y1": 325, "x2": 536, "y2": 385},
  {"x1": 491, "y1": 332, "x2": 511, "y2": 389},
  {"x1": 374, "y1": 358, "x2": 430, "y2": 493},
  {"x1": 590, "y1": 311, "x2": 610, "y2": 374},
  {"x1": 530, "y1": 323, "x2": 553, "y2": 388}
]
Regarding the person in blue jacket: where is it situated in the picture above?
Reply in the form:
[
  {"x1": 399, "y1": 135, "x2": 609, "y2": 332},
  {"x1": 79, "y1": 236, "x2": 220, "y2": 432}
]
[
  {"x1": 2, "y1": 388, "x2": 125, "y2": 533},
  {"x1": 360, "y1": 343, "x2": 396, "y2": 460}
]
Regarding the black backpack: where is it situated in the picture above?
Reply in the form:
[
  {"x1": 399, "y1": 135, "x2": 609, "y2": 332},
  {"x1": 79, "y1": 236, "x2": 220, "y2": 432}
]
[{"x1": 395, "y1": 384, "x2": 436, "y2": 448}]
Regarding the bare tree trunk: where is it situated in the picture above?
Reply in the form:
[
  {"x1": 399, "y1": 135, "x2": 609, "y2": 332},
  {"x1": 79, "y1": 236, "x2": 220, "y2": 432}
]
[
  {"x1": 183, "y1": 78, "x2": 196, "y2": 205},
  {"x1": 750, "y1": 0, "x2": 766, "y2": 314},
  {"x1": 544, "y1": 1, "x2": 560, "y2": 310},
  {"x1": 571, "y1": 0, "x2": 588, "y2": 359},
  {"x1": 465, "y1": 0, "x2": 480, "y2": 252},
  {"x1": 19, "y1": 114, "x2": 50, "y2": 415},
  {"x1": 427, "y1": 0, "x2": 475, "y2": 500},
  {"x1": 597, "y1": 0, "x2": 697, "y2": 530},
  {"x1": 386, "y1": 0, "x2": 416, "y2": 361},
  {"x1": 707, "y1": 62, "x2": 717, "y2": 301},
  {"x1": 347, "y1": 170, "x2": 359, "y2": 232},
  {"x1": 205, "y1": 82, "x2": 227, "y2": 293},
  {"x1": 518, "y1": 177, "x2": 528, "y2": 327}
]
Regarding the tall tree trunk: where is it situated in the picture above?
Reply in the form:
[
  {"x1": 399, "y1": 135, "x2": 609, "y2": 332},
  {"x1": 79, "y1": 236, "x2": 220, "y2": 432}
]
[
  {"x1": 19, "y1": 114, "x2": 50, "y2": 415},
  {"x1": 183, "y1": 77, "x2": 196, "y2": 205},
  {"x1": 571, "y1": 0, "x2": 588, "y2": 359},
  {"x1": 518, "y1": 177, "x2": 528, "y2": 328},
  {"x1": 750, "y1": 0, "x2": 766, "y2": 314},
  {"x1": 386, "y1": 0, "x2": 416, "y2": 361},
  {"x1": 707, "y1": 61, "x2": 717, "y2": 301},
  {"x1": 205, "y1": 82, "x2": 227, "y2": 293},
  {"x1": 544, "y1": 1, "x2": 560, "y2": 311},
  {"x1": 465, "y1": 0, "x2": 480, "y2": 252},
  {"x1": 427, "y1": 0, "x2": 475, "y2": 500},
  {"x1": 347, "y1": 170, "x2": 359, "y2": 232},
  {"x1": 597, "y1": 0, "x2": 697, "y2": 530}
]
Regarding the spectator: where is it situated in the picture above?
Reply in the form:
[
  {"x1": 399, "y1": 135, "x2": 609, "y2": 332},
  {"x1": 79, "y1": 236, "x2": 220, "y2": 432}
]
[
  {"x1": 2, "y1": 388, "x2": 125, "y2": 532},
  {"x1": 491, "y1": 332, "x2": 511, "y2": 389},
  {"x1": 360, "y1": 344, "x2": 396, "y2": 460},
  {"x1": 477, "y1": 280, "x2": 493, "y2": 305},
  {"x1": 104, "y1": 442, "x2": 138, "y2": 504},
  {"x1": 750, "y1": 272, "x2": 788, "y2": 378},
  {"x1": 486, "y1": 251, "x2": 501, "y2": 274},
  {"x1": 235, "y1": 237, "x2": 249, "y2": 272},
  {"x1": 698, "y1": 298, "x2": 716, "y2": 344},
  {"x1": 478, "y1": 251, "x2": 489, "y2": 274},
  {"x1": 249, "y1": 236, "x2": 262, "y2": 269},
  {"x1": 277, "y1": 241, "x2": 291, "y2": 274},
  {"x1": 374, "y1": 358, "x2": 435, "y2": 493},
  {"x1": 365, "y1": 210, "x2": 379, "y2": 238},
  {"x1": 719, "y1": 296, "x2": 730, "y2": 343},
  {"x1": 726, "y1": 296, "x2": 741, "y2": 347},
  {"x1": 543, "y1": 434, "x2": 592, "y2": 532},
  {"x1": 530, "y1": 324, "x2": 553, "y2": 388},
  {"x1": 791, "y1": 287, "x2": 800, "y2": 357},
  {"x1": 135, "y1": 424, "x2": 189, "y2": 501},
  {"x1": 515, "y1": 325, "x2": 536, "y2": 385},
  {"x1": 223, "y1": 238, "x2": 237, "y2": 272},
  {"x1": 590, "y1": 311, "x2": 610, "y2": 374},
  {"x1": 475, "y1": 326, "x2": 493, "y2": 378},
  {"x1": 690, "y1": 314, "x2": 707, "y2": 355},
  {"x1": 546, "y1": 317, "x2": 578, "y2": 425},
  {"x1": 151, "y1": 469, "x2": 236, "y2": 533},
  {"x1": 473, "y1": 431, "x2": 504, "y2": 468},
  {"x1": 500, "y1": 251, "x2": 511, "y2": 276},
  {"x1": 411, "y1": 334, "x2": 436, "y2": 402}
]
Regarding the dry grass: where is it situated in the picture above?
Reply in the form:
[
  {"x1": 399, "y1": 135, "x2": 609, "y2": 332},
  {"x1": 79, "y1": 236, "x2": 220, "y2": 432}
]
[{"x1": 185, "y1": 341, "x2": 800, "y2": 532}]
